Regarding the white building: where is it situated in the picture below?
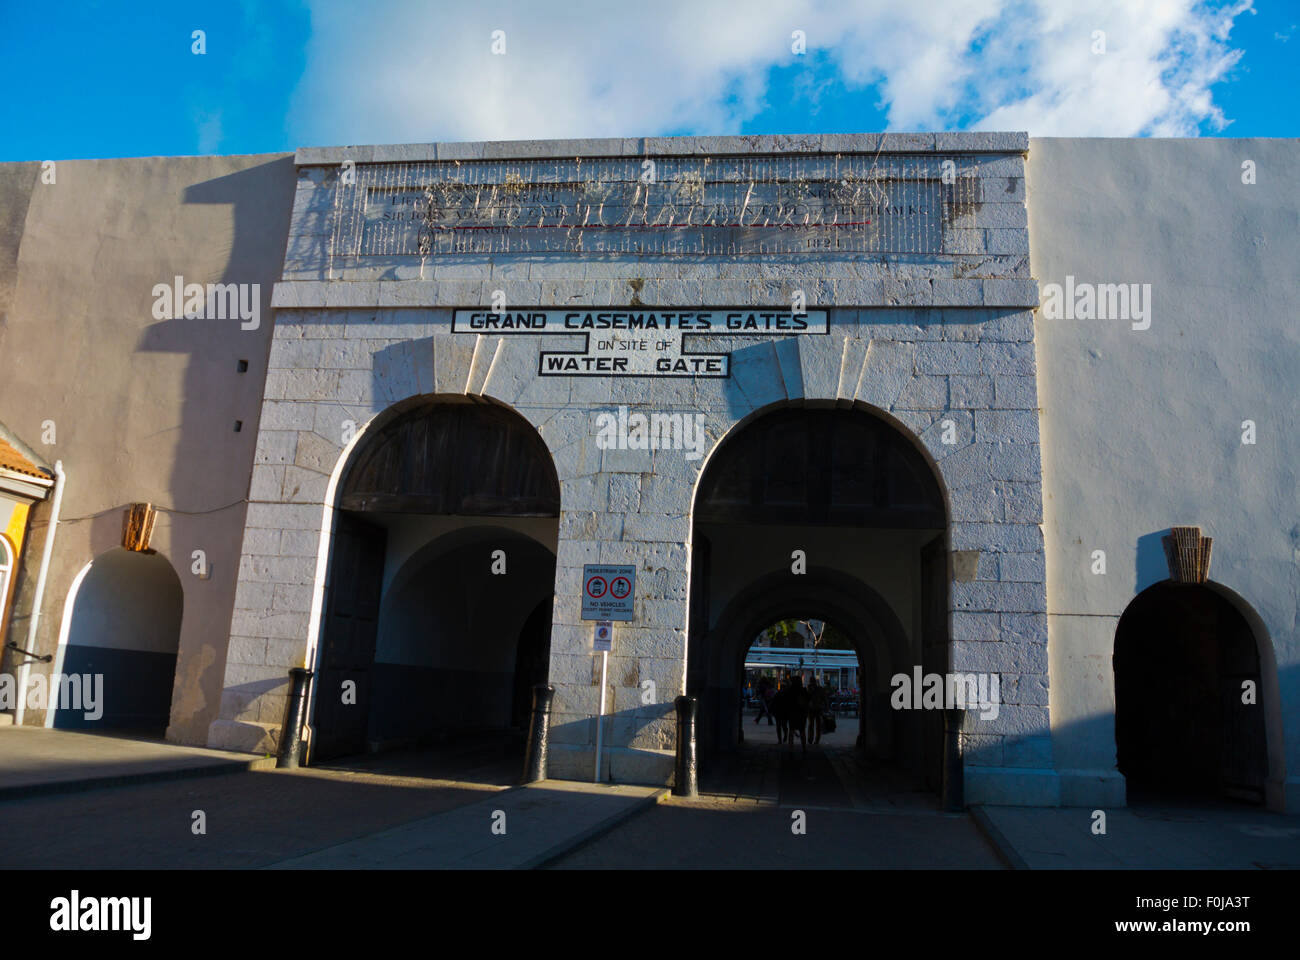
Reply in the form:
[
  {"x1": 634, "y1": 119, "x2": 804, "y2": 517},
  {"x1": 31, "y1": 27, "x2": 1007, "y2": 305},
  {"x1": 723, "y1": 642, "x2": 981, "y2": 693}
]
[{"x1": 0, "y1": 133, "x2": 1294, "y2": 812}]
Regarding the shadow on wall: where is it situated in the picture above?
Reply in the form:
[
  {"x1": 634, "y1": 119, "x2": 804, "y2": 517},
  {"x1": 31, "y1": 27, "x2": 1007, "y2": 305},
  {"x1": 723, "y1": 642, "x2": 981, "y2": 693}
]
[
  {"x1": 1135, "y1": 529, "x2": 1170, "y2": 592},
  {"x1": 132, "y1": 157, "x2": 295, "y2": 742},
  {"x1": 373, "y1": 335, "x2": 438, "y2": 405},
  {"x1": 547, "y1": 699, "x2": 678, "y2": 779},
  {"x1": 275, "y1": 330, "x2": 444, "y2": 453},
  {"x1": 543, "y1": 665, "x2": 1296, "y2": 806},
  {"x1": 716, "y1": 310, "x2": 1028, "y2": 426},
  {"x1": 140, "y1": 157, "x2": 296, "y2": 500},
  {"x1": 1045, "y1": 654, "x2": 1297, "y2": 814}
]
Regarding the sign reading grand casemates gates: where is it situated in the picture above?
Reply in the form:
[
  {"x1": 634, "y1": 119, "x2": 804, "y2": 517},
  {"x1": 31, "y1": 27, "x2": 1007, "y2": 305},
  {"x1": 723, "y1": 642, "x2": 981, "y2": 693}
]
[{"x1": 451, "y1": 308, "x2": 828, "y2": 377}]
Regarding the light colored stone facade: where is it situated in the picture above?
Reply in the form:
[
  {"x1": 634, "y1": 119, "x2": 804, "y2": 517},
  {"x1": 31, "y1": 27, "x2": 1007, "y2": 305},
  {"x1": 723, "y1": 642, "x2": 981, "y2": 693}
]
[
  {"x1": 207, "y1": 132, "x2": 1056, "y2": 804},
  {"x1": 4, "y1": 135, "x2": 1293, "y2": 813}
]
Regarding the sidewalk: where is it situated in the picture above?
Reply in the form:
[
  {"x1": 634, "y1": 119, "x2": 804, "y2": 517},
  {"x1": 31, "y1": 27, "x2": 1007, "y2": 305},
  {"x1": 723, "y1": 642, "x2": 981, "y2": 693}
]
[
  {"x1": 0, "y1": 726, "x2": 274, "y2": 800},
  {"x1": 972, "y1": 803, "x2": 1300, "y2": 869},
  {"x1": 265, "y1": 779, "x2": 665, "y2": 869}
]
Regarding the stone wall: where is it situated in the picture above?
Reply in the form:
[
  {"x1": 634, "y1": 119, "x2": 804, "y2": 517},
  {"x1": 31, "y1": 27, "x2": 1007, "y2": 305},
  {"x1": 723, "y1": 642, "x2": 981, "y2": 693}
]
[
  {"x1": 1029, "y1": 137, "x2": 1300, "y2": 812},
  {"x1": 208, "y1": 133, "x2": 1055, "y2": 804},
  {"x1": 0, "y1": 154, "x2": 295, "y2": 743}
]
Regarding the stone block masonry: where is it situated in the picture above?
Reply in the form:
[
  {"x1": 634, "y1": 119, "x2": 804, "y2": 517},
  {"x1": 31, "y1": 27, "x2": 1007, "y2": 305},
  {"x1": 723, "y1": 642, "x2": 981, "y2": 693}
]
[{"x1": 208, "y1": 132, "x2": 1054, "y2": 806}]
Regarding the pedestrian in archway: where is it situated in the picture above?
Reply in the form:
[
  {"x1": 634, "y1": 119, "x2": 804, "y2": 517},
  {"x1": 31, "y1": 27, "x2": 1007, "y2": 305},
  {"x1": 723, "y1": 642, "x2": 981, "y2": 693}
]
[
  {"x1": 754, "y1": 676, "x2": 775, "y2": 725},
  {"x1": 772, "y1": 680, "x2": 790, "y2": 743},
  {"x1": 807, "y1": 678, "x2": 829, "y2": 744},
  {"x1": 782, "y1": 676, "x2": 808, "y2": 755}
]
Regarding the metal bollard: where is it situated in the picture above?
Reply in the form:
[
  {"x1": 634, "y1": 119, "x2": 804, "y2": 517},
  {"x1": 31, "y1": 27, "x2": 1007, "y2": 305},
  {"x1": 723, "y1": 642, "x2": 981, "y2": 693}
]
[
  {"x1": 673, "y1": 695, "x2": 698, "y2": 798},
  {"x1": 942, "y1": 707, "x2": 965, "y2": 811},
  {"x1": 522, "y1": 683, "x2": 555, "y2": 783},
  {"x1": 276, "y1": 667, "x2": 313, "y2": 769}
]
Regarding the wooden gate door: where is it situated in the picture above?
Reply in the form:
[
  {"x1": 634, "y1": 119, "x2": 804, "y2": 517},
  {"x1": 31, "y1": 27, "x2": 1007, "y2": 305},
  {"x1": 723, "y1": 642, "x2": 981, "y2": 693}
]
[{"x1": 311, "y1": 513, "x2": 387, "y2": 761}]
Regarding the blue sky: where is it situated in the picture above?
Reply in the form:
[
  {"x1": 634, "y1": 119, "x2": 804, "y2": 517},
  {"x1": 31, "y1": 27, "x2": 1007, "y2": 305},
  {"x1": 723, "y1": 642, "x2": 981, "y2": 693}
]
[{"x1": 1, "y1": 0, "x2": 1295, "y2": 161}]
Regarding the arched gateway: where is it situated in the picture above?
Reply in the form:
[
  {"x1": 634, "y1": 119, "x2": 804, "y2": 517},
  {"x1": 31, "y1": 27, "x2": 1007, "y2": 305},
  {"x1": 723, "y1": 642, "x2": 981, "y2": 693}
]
[
  {"x1": 688, "y1": 404, "x2": 953, "y2": 794},
  {"x1": 207, "y1": 136, "x2": 1058, "y2": 805},
  {"x1": 1114, "y1": 581, "x2": 1271, "y2": 804},
  {"x1": 309, "y1": 396, "x2": 561, "y2": 761}
]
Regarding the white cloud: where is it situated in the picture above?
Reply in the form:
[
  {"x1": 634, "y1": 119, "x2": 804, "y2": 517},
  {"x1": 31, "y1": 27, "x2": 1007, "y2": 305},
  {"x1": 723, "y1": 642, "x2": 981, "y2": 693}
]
[
  {"x1": 288, "y1": 0, "x2": 1251, "y2": 145},
  {"x1": 976, "y1": 0, "x2": 1252, "y2": 136}
]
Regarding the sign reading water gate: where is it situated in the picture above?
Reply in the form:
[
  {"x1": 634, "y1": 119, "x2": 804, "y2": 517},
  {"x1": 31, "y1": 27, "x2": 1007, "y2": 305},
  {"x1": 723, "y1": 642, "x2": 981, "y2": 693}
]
[{"x1": 451, "y1": 308, "x2": 828, "y2": 377}]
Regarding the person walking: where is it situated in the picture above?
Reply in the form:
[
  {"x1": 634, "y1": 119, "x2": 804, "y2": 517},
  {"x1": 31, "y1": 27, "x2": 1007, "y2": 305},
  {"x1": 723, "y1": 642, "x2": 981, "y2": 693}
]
[
  {"x1": 781, "y1": 676, "x2": 809, "y2": 754},
  {"x1": 807, "y1": 678, "x2": 829, "y2": 744},
  {"x1": 754, "y1": 676, "x2": 775, "y2": 725}
]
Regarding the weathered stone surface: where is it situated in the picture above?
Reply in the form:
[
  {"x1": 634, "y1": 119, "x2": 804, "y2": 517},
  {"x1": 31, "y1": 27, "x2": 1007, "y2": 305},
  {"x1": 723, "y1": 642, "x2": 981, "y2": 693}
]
[{"x1": 213, "y1": 133, "x2": 1049, "y2": 796}]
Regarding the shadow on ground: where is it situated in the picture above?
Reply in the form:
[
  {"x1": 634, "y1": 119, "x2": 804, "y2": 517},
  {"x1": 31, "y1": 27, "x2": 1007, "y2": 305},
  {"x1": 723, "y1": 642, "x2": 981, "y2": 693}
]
[
  {"x1": 549, "y1": 799, "x2": 1000, "y2": 868},
  {"x1": 0, "y1": 732, "x2": 523, "y2": 868}
]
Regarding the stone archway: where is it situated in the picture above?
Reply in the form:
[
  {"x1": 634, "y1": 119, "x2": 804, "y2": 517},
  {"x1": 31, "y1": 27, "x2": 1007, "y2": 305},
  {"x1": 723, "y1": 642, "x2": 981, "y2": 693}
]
[
  {"x1": 309, "y1": 395, "x2": 560, "y2": 762},
  {"x1": 701, "y1": 568, "x2": 916, "y2": 763},
  {"x1": 688, "y1": 402, "x2": 951, "y2": 795}
]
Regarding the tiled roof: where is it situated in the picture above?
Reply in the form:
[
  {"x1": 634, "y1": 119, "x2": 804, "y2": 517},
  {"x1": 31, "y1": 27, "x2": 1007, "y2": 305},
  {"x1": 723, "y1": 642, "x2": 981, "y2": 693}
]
[{"x1": 0, "y1": 437, "x2": 51, "y2": 480}]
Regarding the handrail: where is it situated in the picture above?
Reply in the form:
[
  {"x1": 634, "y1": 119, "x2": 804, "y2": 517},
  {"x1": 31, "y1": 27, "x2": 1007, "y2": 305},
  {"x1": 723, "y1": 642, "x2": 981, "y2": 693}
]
[{"x1": 5, "y1": 641, "x2": 52, "y2": 664}]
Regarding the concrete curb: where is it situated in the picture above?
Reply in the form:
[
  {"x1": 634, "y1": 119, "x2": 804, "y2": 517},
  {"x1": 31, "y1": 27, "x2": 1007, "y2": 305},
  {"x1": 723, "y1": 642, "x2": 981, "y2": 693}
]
[
  {"x1": 529, "y1": 788, "x2": 668, "y2": 868},
  {"x1": 968, "y1": 804, "x2": 1028, "y2": 869},
  {"x1": 0, "y1": 756, "x2": 278, "y2": 803}
]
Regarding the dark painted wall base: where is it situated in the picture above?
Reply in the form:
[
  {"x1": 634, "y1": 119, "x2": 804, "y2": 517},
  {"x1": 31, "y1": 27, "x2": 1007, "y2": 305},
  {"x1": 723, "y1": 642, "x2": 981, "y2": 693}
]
[{"x1": 52, "y1": 645, "x2": 176, "y2": 733}]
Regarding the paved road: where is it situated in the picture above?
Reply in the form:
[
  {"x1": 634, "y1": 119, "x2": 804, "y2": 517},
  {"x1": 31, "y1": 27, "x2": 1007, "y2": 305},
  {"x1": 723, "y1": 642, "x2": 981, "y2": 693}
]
[
  {"x1": 554, "y1": 720, "x2": 1001, "y2": 869},
  {"x1": 6, "y1": 726, "x2": 1288, "y2": 869},
  {"x1": 976, "y1": 802, "x2": 1300, "y2": 869},
  {"x1": 0, "y1": 763, "x2": 512, "y2": 868},
  {"x1": 0, "y1": 733, "x2": 527, "y2": 868},
  {"x1": 267, "y1": 780, "x2": 663, "y2": 869},
  {"x1": 0, "y1": 725, "x2": 995, "y2": 869},
  {"x1": 707, "y1": 716, "x2": 936, "y2": 812},
  {"x1": 550, "y1": 797, "x2": 1002, "y2": 868},
  {"x1": 0, "y1": 727, "x2": 271, "y2": 799}
]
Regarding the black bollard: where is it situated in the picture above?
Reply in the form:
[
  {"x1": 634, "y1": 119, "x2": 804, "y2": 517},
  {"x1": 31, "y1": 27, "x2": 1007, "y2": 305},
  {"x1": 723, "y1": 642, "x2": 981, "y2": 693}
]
[
  {"x1": 942, "y1": 707, "x2": 965, "y2": 811},
  {"x1": 673, "y1": 695, "x2": 698, "y2": 798},
  {"x1": 276, "y1": 667, "x2": 314, "y2": 769},
  {"x1": 522, "y1": 683, "x2": 555, "y2": 783}
]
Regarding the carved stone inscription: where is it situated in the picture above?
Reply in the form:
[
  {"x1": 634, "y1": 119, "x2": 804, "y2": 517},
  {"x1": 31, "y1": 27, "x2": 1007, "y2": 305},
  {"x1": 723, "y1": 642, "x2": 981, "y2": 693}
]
[{"x1": 333, "y1": 155, "x2": 969, "y2": 257}]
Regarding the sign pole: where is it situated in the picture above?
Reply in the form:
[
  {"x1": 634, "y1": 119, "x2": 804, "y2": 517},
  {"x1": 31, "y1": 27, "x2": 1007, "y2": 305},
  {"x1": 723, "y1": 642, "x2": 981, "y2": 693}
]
[
  {"x1": 594, "y1": 649, "x2": 608, "y2": 782},
  {"x1": 583, "y1": 563, "x2": 630, "y2": 786}
]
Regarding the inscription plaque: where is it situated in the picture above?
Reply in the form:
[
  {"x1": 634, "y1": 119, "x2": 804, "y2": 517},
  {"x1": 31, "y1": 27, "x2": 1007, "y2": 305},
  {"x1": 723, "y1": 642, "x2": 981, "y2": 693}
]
[{"x1": 331, "y1": 155, "x2": 973, "y2": 258}]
